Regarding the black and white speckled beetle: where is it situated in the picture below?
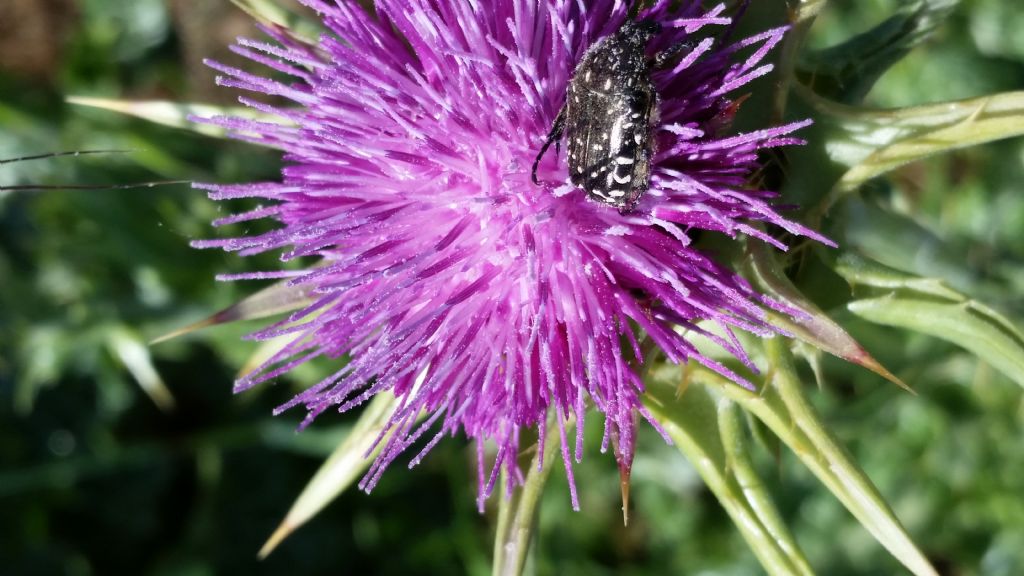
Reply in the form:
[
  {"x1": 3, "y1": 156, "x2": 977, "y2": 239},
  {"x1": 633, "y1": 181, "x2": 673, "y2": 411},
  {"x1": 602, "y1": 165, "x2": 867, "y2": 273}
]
[{"x1": 532, "y1": 20, "x2": 687, "y2": 210}]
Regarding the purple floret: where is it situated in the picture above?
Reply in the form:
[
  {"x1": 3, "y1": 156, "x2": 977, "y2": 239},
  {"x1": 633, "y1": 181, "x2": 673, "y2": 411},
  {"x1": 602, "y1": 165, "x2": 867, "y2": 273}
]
[{"x1": 194, "y1": 0, "x2": 830, "y2": 509}]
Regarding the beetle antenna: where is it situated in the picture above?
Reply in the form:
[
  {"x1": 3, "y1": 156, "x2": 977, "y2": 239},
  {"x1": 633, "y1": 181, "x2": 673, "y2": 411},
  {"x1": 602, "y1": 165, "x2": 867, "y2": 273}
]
[
  {"x1": 0, "y1": 149, "x2": 134, "y2": 165},
  {"x1": 1, "y1": 181, "x2": 191, "y2": 192},
  {"x1": 1, "y1": 149, "x2": 189, "y2": 192},
  {"x1": 531, "y1": 105, "x2": 567, "y2": 185}
]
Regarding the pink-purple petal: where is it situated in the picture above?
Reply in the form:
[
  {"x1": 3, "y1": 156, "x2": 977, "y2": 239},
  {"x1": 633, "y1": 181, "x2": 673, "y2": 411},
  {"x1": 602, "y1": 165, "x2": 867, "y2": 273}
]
[{"x1": 200, "y1": 0, "x2": 829, "y2": 504}]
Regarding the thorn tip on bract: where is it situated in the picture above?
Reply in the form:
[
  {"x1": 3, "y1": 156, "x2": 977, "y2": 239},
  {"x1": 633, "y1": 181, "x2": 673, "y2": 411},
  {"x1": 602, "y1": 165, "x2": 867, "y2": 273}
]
[
  {"x1": 620, "y1": 466, "x2": 632, "y2": 527},
  {"x1": 149, "y1": 316, "x2": 219, "y2": 345},
  {"x1": 258, "y1": 521, "x2": 295, "y2": 560}
]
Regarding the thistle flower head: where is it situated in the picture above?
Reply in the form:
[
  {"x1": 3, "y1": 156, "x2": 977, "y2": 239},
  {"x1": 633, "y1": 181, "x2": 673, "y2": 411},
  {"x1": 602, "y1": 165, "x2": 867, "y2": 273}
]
[{"x1": 195, "y1": 0, "x2": 829, "y2": 508}]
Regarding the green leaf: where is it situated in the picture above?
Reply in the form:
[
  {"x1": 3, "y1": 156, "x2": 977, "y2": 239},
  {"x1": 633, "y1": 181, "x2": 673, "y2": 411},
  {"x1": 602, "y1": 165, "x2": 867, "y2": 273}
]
[
  {"x1": 653, "y1": 340, "x2": 939, "y2": 576},
  {"x1": 759, "y1": 339, "x2": 938, "y2": 576},
  {"x1": 644, "y1": 371, "x2": 815, "y2": 576},
  {"x1": 802, "y1": 88, "x2": 1024, "y2": 216},
  {"x1": 833, "y1": 250, "x2": 1024, "y2": 388},
  {"x1": 746, "y1": 242, "x2": 908, "y2": 390},
  {"x1": 832, "y1": 251, "x2": 964, "y2": 301},
  {"x1": 717, "y1": 401, "x2": 815, "y2": 575},
  {"x1": 837, "y1": 199, "x2": 983, "y2": 295},
  {"x1": 848, "y1": 295, "x2": 1024, "y2": 389},
  {"x1": 492, "y1": 420, "x2": 562, "y2": 576},
  {"x1": 258, "y1": 392, "x2": 401, "y2": 558},
  {"x1": 67, "y1": 96, "x2": 295, "y2": 139},
  {"x1": 798, "y1": 0, "x2": 959, "y2": 104}
]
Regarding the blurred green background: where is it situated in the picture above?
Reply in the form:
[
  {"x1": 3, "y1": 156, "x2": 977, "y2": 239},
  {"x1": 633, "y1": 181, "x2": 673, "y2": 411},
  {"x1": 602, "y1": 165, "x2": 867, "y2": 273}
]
[{"x1": 1, "y1": 1, "x2": 1022, "y2": 574}]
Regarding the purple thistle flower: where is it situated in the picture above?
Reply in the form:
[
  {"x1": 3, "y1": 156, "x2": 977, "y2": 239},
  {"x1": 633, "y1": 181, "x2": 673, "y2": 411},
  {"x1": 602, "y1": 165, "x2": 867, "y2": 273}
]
[{"x1": 194, "y1": 0, "x2": 830, "y2": 509}]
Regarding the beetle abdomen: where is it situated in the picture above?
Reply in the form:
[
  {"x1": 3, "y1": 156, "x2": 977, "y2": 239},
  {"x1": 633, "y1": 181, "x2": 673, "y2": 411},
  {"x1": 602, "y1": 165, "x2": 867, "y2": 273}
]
[
  {"x1": 565, "y1": 84, "x2": 654, "y2": 207},
  {"x1": 531, "y1": 20, "x2": 662, "y2": 210},
  {"x1": 562, "y1": 21, "x2": 658, "y2": 209}
]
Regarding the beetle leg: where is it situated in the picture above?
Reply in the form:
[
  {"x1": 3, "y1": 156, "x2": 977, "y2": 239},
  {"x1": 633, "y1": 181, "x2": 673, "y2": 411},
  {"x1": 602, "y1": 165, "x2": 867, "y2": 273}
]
[
  {"x1": 531, "y1": 104, "x2": 567, "y2": 185},
  {"x1": 650, "y1": 41, "x2": 694, "y2": 70}
]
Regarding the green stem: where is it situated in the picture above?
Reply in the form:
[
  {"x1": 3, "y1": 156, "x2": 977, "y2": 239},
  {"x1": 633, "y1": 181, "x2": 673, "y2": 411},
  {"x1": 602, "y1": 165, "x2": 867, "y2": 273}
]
[
  {"x1": 772, "y1": 0, "x2": 827, "y2": 122},
  {"x1": 492, "y1": 420, "x2": 563, "y2": 576}
]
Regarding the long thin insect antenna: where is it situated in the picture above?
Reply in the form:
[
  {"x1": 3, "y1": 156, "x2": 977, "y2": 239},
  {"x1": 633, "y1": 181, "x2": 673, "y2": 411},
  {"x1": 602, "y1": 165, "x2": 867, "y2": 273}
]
[
  {"x1": 0, "y1": 149, "x2": 134, "y2": 165},
  {"x1": 1, "y1": 181, "x2": 191, "y2": 192},
  {"x1": 0, "y1": 149, "x2": 190, "y2": 192}
]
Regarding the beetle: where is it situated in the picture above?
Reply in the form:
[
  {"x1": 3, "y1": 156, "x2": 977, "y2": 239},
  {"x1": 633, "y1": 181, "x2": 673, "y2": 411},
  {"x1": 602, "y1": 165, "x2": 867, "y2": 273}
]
[{"x1": 531, "y1": 19, "x2": 688, "y2": 211}]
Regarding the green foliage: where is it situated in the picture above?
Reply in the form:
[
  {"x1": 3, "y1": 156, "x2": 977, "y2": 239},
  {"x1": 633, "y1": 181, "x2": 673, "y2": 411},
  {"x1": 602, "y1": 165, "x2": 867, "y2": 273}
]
[{"x1": 2, "y1": 0, "x2": 1023, "y2": 575}]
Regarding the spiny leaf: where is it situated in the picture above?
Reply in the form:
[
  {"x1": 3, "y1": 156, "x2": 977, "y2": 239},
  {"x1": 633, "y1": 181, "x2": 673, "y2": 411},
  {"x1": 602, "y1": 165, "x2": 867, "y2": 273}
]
[
  {"x1": 151, "y1": 280, "x2": 312, "y2": 344},
  {"x1": 802, "y1": 88, "x2": 1024, "y2": 216},
  {"x1": 833, "y1": 251, "x2": 1024, "y2": 387},
  {"x1": 259, "y1": 392, "x2": 401, "y2": 559},
  {"x1": 761, "y1": 339, "x2": 937, "y2": 576},
  {"x1": 67, "y1": 97, "x2": 293, "y2": 139},
  {"x1": 848, "y1": 296, "x2": 1024, "y2": 389},
  {"x1": 798, "y1": 0, "x2": 959, "y2": 104},
  {"x1": 645, "y1": 371, "x2": 815, "y2": 576},
  {"x1": 832, "y1": 251, "x2": 964, "y2": 301},
  {"x1": 716, "y1": 400, "x2": 815, "y2": 576},
  {"x1": 746, "y1": 242, "x2": 909, "y2": 390},
  {"x1": 660, "y1": 343, "x2": 938, "y2": 576}
]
